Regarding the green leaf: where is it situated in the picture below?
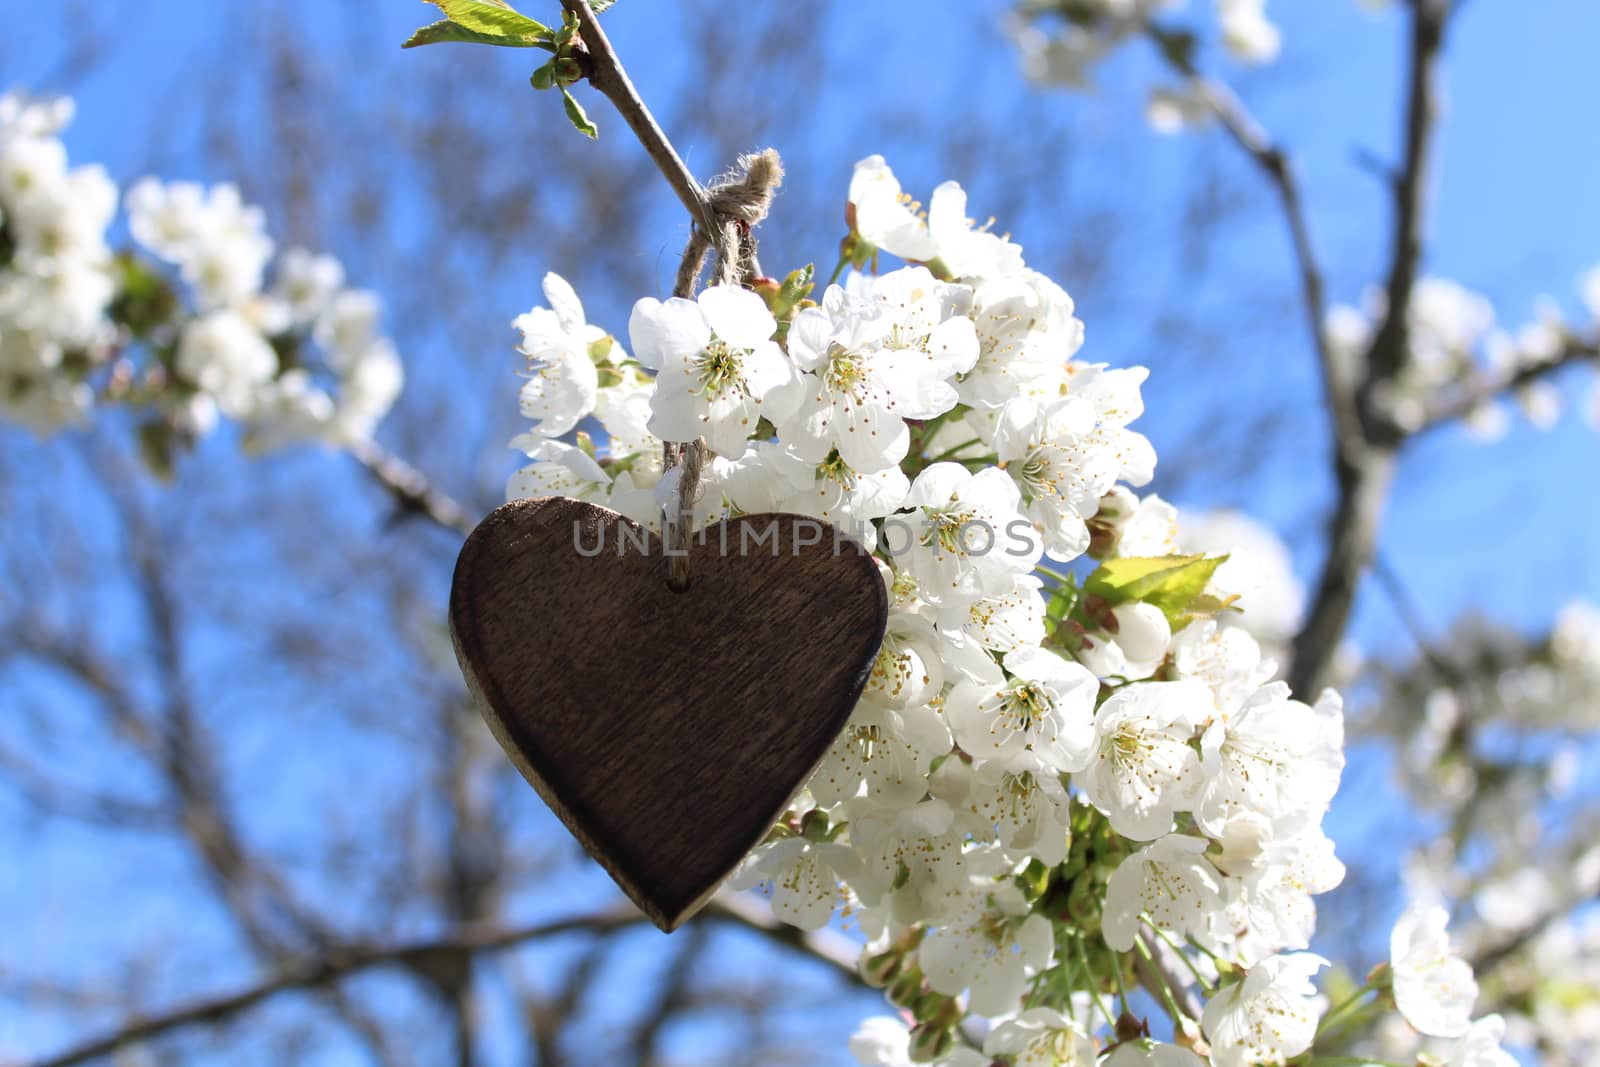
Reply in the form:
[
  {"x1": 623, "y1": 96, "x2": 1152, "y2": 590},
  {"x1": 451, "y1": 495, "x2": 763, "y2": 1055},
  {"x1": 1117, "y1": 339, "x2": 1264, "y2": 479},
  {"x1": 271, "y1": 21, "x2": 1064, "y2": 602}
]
[
  {"x1": 591, "y1": 0, "x2": 617, "y2": 11},
  {"x1": 404, "y1": 1, "x2": 551, "y2": 49},
  {"x1": 561, "y1": 86, "x2": 598, "y2": 138},
  {"x1": 430, "y1": 0, "x2": 550, "y2": 36},
  {"x1": 1082, "y1": 554, "x2": 1228, "y2": 628},
  {"x1": 403, "y1": 18, "x2": 546, "y2": 48}
]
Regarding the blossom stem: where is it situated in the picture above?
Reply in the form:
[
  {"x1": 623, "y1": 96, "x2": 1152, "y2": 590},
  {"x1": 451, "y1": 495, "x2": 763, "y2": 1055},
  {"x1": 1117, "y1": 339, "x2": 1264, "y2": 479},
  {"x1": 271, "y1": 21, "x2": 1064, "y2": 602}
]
[
  {"x1": 1142, "y1": 920, "x2": 1214, "y2": 993},
  {"x1": 1072, "y1": 933, "x2": 1116, "y2": 1032},
  {"x1": 1313, "y1": 983, "x2": 1374, "y2": 1037},
  {"x1": 826, "y1": 252, "x2": 850, "y2": 287},
  {"x1": 1133, "y1": 935, "x2": 1190, "y2": 1028},
  {"x1": 1110, "y1": 945, "x2": 1130, "y2": 1013},
  {"x1": 923, "y1": 437, "x2": 985, "y2": 465},
  {"x1": 1033, "y1": 562, "x2": 1074, "y2": 585}
]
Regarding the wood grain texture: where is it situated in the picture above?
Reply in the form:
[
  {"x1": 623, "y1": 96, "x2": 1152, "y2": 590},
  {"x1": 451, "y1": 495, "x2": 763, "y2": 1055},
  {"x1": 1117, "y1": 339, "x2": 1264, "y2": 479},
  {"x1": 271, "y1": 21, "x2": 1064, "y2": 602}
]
[{"x1": 449, "y1": 497, "x2": 887, "y2": 932}]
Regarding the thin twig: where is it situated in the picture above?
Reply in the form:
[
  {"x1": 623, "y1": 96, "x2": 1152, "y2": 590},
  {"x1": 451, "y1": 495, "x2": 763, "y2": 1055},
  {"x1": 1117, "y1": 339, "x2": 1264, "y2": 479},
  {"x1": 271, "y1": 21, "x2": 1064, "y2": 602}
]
[
  {"x1": 1411, "y1": 337, "x2": 1598, "y2": 436},
  {"x1": 26, "y1": 912, "x2": 642, "y2": 1067},
  {"x1": 561, "y1": 0, "x2": 721, "y2": 240},
  {"x1": 1371, "y1": 551, "x2": 1465, "y2": 685},
  {"x1": 700, "y1": 893, "x2": 863, "y2": 985},
  {"x1": 349, "y1": 439, "x2": 475, "y2": 536},
  {"x1": 1146, "y1": 26, "x2": 1357, "y2": 466}
]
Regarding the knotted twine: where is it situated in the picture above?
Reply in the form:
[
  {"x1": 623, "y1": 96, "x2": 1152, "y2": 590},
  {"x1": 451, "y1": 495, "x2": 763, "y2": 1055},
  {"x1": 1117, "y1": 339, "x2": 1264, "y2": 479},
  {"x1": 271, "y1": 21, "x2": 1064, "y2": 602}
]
[{"x1": 663, "y1": 149, "x2": 785, "y2": 592}]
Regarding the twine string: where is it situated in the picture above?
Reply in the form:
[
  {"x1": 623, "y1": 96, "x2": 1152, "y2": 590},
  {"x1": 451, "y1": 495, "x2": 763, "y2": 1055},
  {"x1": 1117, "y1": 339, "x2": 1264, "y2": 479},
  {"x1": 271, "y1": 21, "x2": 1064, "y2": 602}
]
[{"x1": 660, "y1": 149, "x2": 783, "y2": 590}]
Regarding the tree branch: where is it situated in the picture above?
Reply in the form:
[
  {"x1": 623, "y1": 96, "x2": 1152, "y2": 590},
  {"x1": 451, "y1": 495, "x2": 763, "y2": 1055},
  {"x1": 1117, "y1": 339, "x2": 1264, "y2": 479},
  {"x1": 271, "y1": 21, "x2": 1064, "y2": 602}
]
[
  {"x1": 1362, "y1": 0, "x2": 1450, "y2": 397},
  {"x1": 699, "y1": 894, "x2": 863, "y2": 985},
  {"x1": 24, "y1": 894, "x2": 865, "y2": 1067},
  {"x1": 561, "y1": 0, "x2": 722, "y2": 241},
  {"x1": 26, "y1": 912, "x2": 642, "y2": 1067},
  {"x1": 1411, "y1": 336, "x2": 1598, "y2": 436},
  {"x1": 1146, "y1": 26, "x2": 1358, "y2": 468},
  {"x1": 1289, "y1": 0, "x2": 1454, "y2": 697},
  {"x1": 349, "y1": 439, "x2": 475, "y2": 537}
]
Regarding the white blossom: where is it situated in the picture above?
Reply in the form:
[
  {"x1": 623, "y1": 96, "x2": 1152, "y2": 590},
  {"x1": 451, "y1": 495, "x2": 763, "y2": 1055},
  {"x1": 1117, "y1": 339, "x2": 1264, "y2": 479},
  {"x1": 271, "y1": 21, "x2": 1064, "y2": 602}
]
[
  {"x1": 1077, "y1": 681, "x2": 1208, "y2": 840},
  {"x1": 892, "y1": 462, "x2": 1041, "y2": 610},
  {"x1": 982, "y1": 1007, "x2": 1096, "y2": 1065},
  {"x1": 506, "y1": 436, "x2": 610, "y2": 503},
  {"x1": 734, "y1": 836, "x2": 860, "y2": 931},
  {"x1": 1201, "y1": 952, "x2": 1328, "y2": 1067},
  {"x1": 935, "y1": 758, "x2": 1074, "y2": 865},
  {"x1": 811, "y1": 699, "x2": 950, "y2": 809},
  {"x1": 629, "y1": 285, "x2": 797, "y2": 455},
  {"x1": 920, "y1": 876, "x2": 1054, "y2": 1016},
  {"x1": 1103, "y1": 834, "x2": 1226, "y2": 952},
  {"x1": 1102, "y1": 1043, "x2": 1207, "y2": 1067},
  {"x1": 127, "y1": 178, "x2": 274, "y2": 309},
  {"x1": 1217, "y1": 0, "x2": 1281, "y2": 63},
  {"x1": 1192, "y1": 683, "x2": 1344, "y2": 837},
  {"x1": 176, "y1": 309, "x2": 278, "y2": 418},
  {"x1": 946, "y1": 645, "x2": 1097, "y2": 772},
  {"x1": 514, "y1": 272, "x2": 604, "y2": 437},
  {"x1": 1391, "y1": 903, "x2": 1478, "y2": 1038},
  {"x1": 1440, "y1": 1014, "x2": 1519, "y2": 1067}
]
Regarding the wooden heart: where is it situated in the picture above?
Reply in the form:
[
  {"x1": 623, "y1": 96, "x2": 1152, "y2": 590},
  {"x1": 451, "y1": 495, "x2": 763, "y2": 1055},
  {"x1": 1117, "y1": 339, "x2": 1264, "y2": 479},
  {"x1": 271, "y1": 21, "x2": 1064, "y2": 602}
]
[{"x1": 449, "y1": 497, "x2": 887, "y2": 931}]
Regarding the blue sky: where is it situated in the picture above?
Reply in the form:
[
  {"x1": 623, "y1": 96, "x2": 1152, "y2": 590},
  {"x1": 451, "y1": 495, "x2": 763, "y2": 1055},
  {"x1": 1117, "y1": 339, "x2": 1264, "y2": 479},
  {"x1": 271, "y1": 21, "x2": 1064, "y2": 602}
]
[{"x1": 5, "y1": 0, "x2": 1600, "y2": 1062}]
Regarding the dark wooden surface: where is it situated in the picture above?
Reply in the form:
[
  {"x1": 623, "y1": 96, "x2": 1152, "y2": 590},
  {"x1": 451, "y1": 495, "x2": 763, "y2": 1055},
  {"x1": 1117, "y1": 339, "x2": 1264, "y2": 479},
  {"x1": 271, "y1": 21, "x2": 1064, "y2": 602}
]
[{"x1": 449, "y1": 498, "x2": 887, "y2": 931}]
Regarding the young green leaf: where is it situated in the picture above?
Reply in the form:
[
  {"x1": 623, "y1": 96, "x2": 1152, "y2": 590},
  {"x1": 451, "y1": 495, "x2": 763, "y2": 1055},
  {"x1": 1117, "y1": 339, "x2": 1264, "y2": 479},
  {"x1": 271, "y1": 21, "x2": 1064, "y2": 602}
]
[
  {"x1": 1082, "y1": 554, "x2": 1228, "y2": 628},
  {"x1": 561, "y1": 87, "x2": 599, "y2": 139},
  {"x1": 403, "y1": 18, "x2": 546, "y2": 48},
  {"x1": 426, "y1": 0, "x2": 550, "y2": 40}
]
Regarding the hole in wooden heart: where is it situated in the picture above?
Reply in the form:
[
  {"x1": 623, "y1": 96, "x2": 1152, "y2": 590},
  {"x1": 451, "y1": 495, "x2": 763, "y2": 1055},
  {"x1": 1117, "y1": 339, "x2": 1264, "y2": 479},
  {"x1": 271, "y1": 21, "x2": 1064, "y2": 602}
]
[{"x1": 450, "y1": 497, "x2": 887, "y2": 930}]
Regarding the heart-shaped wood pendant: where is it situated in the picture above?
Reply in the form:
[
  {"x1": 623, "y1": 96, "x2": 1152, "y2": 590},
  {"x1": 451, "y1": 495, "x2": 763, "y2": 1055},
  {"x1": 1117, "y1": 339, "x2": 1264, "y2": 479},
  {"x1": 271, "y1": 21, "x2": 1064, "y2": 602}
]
[{"x1": 449, "y1": 497, "x2": 887, "y2": 931}]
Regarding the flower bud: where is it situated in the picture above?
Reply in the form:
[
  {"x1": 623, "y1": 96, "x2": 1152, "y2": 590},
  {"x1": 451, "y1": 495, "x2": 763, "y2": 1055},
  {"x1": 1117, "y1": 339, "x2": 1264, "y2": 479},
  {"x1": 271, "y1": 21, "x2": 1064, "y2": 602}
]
[
  {"x1": 1075, "y1": 636, "x2": 1126, "y2": 679},
  {"x1": 799, "y1": 808, "x2": 830, "y2": 842},
  {"x1": 887, "y1": 965, "x2": 924, "y2": 1008},
  {"x1": 908, "y1": 1022, "x2": 953, "y2": 1063},
  {"x1": 550, "y1": 57, "x2": 584, "y2": 87},
  {"x1": 859, "y1": 948, "x2": 901, "y2": 989},
  {"x1": 1111, "y1": 602, "x2": 1172, "y2": 668}
]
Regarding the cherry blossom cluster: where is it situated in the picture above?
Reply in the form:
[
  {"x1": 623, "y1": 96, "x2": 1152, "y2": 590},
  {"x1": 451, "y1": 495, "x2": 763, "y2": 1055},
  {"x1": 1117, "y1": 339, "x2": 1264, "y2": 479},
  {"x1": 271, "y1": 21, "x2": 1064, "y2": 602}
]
[
  {"x1": 0, "y1": 91, "x2": 116, "y2": 429},
  {"x1": 1361, "y1": 604, "x2": 1600, "y2": 1067},
  {"x1": 0, "y1": 88, "x2": 402, "y2": 458},
  {"x1": 1008, "y1": 0, "x2": 1279, "y2": 133},
  {"x1": 1327, "y1": 276, "x2": 1600, "y2": 441},
  {"x1": 500, "y1": 156, "x2": 1523, "y2": 1065}
]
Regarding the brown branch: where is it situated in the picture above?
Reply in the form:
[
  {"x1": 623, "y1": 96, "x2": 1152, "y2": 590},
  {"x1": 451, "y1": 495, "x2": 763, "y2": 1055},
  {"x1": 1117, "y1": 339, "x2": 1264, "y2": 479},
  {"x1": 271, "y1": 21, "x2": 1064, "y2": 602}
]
[
  {"x1": 1146, "y1": 27, "x2": 1359, "y2": 469},
  {"x1": 561, "y1": 0, "x2": 722, "y2": 241},
  {"x1": 349, "y1": 439, "x2": 475, "y2": 537},
  {"x1": 699, "y1": 894, "x2": 863, "y2": 986},
  {"x1": 1289, "y1": 0, "x2": 1454, "y2": 697},
  {"x1": 1362, "y1": 0, "x2": 1450, "y2": 396},
  {"x1": 628, "y1": 924, "x2": 710, "y2": 1064},
  {"x1": 25, "y1": 895, "x2": 864, "y2": 1067},
  {"x1": 1411, "y1": 336, "x2": 1598, "y2": 436},
  {"x1": 26, "y1": 912, "x2": 642, "y2": 1067}
]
